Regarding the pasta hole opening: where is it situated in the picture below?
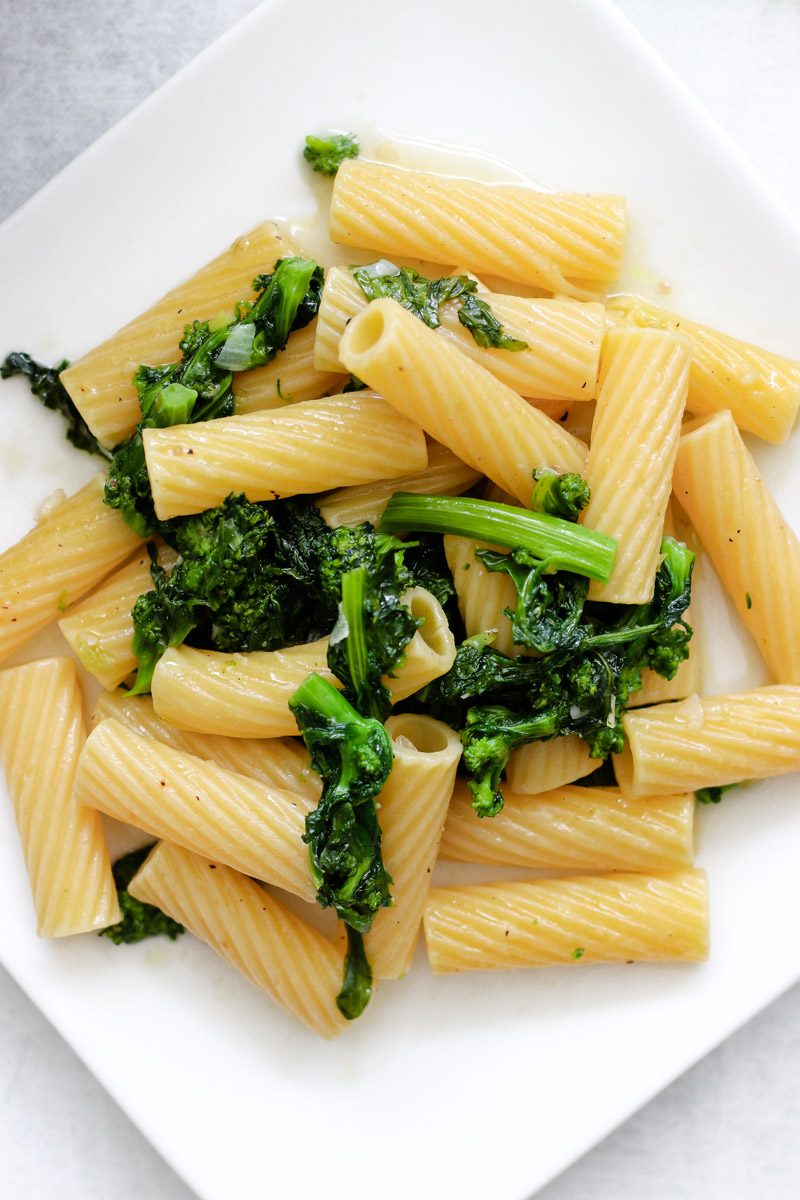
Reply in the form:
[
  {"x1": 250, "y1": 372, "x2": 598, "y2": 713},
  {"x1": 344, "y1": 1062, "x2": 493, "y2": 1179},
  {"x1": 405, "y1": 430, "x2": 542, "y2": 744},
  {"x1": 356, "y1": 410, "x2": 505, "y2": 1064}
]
[
  {"x1": 407, "y1": 589, "x2": 451, "y2": 658},
  {"x1": 348, "y1": 304, "x2": 386, "y2": 356},
  {"x1": 387, "y1": 713, "x2": 452, "y2": 756},
  {"x1": 611, "y1": 743, "x2": 635, "y2": 796}
]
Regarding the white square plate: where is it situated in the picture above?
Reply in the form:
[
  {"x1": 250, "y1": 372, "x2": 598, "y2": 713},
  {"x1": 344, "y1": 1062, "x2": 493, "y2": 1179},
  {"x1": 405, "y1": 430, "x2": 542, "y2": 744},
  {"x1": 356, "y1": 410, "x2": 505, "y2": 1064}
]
[{"x1": 2, "y1": 2, "x2": 800, "y2": 1198}]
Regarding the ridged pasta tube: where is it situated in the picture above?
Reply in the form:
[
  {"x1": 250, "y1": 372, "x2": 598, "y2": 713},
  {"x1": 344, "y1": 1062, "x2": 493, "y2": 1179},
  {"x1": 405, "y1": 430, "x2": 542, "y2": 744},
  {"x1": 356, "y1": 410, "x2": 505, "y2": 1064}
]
[
  {"x1": 673, "y1": 409, "x2": 800, "y2": 683},
  {"x1": 443, "y1": 534, "x2": 520, "y2": 657},
  {"x1": 338, "y1": 299, "x2": 587, "y2": 506},
  {"x1": 424, "y1": 870, "x2": 709, "y2": 972},
  {"x1": 614, "y1": 686, "x2": 800, "y2": 799},
  {"x1": 581, "y1": 327, "x2": 691, "y2": 603},
  {"x1": 315, "y1": 266, "x2": 604, "y2": 400},
  {"x1": 316, "y1": 440, "x2": 482, "y2": 529},
  {"x1": 0, "y1": 658, "x2": 119, "y2": 937},
  {"x1": 330, "y1": 161, "x2": 626, "y2": 299},
  {"x1": 58, "y1": 542, "x2": 179, "y2": 690},
  {"x1": 0, "y1": 474, "x2": 143, "y2": 666},
  {"x1": 232, "y1": 319, "x2": 345, "y2": 413},
  {"x1": 606, "y1": 294, "x2": 800, "y2": 444},
  {"x1": 438, "y1": 778, "x2": 695, "y2": 872},
  {"x1": 150, "y1": 587, "x2": 456, "y2": 738},
  {"x1": 363, "y1": 715, "x2": 462, "y2": 979},
  {"x1": 129, "y1": 843, "x2": 348, "y2": 1039},
  {"x1": 61, "y1": 223, "x2": 300, "y2": 447},
  {"x1": 143, "y1": 391, "x2": 428, "y2": 520},
  {"x1": 75, "y1": 718, "x2": 315, "y2": 900},
  {"x1": 92, "y1": 690, "x2": 320, "y2": 802},
  {"x1": 505, "y1": 735, "x2": 596, "y2": 794}
]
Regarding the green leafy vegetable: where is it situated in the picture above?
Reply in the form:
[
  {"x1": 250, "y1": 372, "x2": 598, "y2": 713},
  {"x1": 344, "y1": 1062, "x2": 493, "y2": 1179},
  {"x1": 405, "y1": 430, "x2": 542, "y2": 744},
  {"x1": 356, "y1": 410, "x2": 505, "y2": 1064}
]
[
  {"x1": 99, "y1": 845, "x2": 185, "y2": 945},
  {"x1": 352, "y1": 263, "x2": 528, "y2": 351},
  {"x1": 129, "y1": 494, "x2": 336, "y2": 693},
  {"x1": 327, "y1": 558, "x2": 419, "y2": 723},
  {"x1": 415, "y1": 535, "x2": 695, "y2": 817},
  {"x1": 1, "y1": 351, "x2": 111, "y2": 460},
  {"x1": 290, "y1": 673, "x2": 393, "y2": 930},
  {"x1": 303, "y1": 132, "x2": 360, "y2": 176},
  {"x1": 380, "y1": 492, "x2": 617, "y2": 583},
  {"x1": 696, "y1": 783, "x2": 742, "y2": 805}
]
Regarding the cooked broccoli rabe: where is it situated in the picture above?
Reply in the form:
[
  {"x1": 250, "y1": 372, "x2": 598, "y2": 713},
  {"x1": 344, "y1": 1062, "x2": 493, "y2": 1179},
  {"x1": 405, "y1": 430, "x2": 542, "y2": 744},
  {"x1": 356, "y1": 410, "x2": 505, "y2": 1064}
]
[
  {"x1": 129, "y1": 494, "x2": 339, "y2": 693},
  {"x1": 352, "y1": 262, "x2": 528, "y2": 352},
  {"x1": 99, "y1": 845, "x2": 185, "y2": 945},
  {"x1": 417, "y1": 536, "x2": 695, "y2": 817},
  {"x1": 379, "y1": 491, "x2": 617, "y2": 582},
  {"x1": 290, "y1": 671, "x2": 394, "y2": 1018},
  {"x1": 327, "y1": 558, "x2": 420, "y2": 723},
  {"x1": 303, "y1": 132, "x2": 360, "y2": 176},
  {"x1": 1, "y1": 351, "x2": 111, "y2": 460},
  {"x1": 105, "y1": 257, "x2": 324, "y2": 537},
  {"x1": 696, "y1": 782, "x2": 743, "y2": 804}
]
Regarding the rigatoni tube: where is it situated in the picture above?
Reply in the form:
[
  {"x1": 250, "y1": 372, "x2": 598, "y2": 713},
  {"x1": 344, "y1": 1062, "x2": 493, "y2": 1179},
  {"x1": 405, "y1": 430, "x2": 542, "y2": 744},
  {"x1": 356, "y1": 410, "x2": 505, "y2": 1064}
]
[
  {"x1": 330, "y1": 161, "x2": 625, "y2": 299},
  {"x1": 143, "y1": 391, "x2": 428, "y2": 520},
  {"x1": 129, "y1": 843, "x2": 348, "y2": 1039},
  {"x1": 338, "y1": 299, "x2": 587, "y2": 506},
  {"x1": 424, "y1": 871, "x2": 709, "y2": 973}
]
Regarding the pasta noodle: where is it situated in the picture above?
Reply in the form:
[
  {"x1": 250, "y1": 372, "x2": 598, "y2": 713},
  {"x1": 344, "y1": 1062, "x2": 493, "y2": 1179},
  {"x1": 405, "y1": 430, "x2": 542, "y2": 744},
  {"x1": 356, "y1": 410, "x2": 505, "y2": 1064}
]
[
  {"x1": 330, "y1": 160, "x2": 626, "y2": 299},
  {"x1": 232, "y1": 319, "x2": 345, "y2": 412},
  {"x1": 424, "y1": 870, "x2": 709, "y2": 972},
  {"x1": 673, "y1": 409, "x2": 800, "y2": 684},
  {"x1": 91, "y1": 690, "x2": 320, "y2": 802},
  {"x1": 129, "y1": 842, "x2": 348, "y2": 1039},
  {"x1": 0, "y1": 474, "x2": 142, "y2": 666},
  {"x1": 315, "y1": 439, "x2": 482, "y2": 529},
  {"x1": 581, "y1": 327, "x2": 691, "y2": 604},
  {"x1": 314, "y1": 266, "x2": 605, "y2": 400},
  {"x1": 505, "y1": 735, "x2": 596, "y2": 794},
  {"x1": 150, "y1": 587, "x2": 455, "y2": 737},
  {"x1": 75, "y1": 717, "x2": 316, "y2": 899},
  {"x1": 58, "y1": 542, "x2": 179, "y2": 690},
  {"x1": 439, "y1": 778, "x2": 695, "y2": 872},
  {"x1": 0, "y1": 658, "x2": 119, "y2": 937},
  {"x1": 338, "y1": 298, "x2": 588, "y2": 505},
  {"x1": 606, "y1": 294, "x2": 800, "y2": 444},
  {"x1": 143, "y1": 390, "x2": 429, "y2": 519},
  {"x1": 363, "y1": 714, "x2": 462, "y2": 978},
  {"x1": 614, "y1": 686, "x2": 800, "y2": 798}
]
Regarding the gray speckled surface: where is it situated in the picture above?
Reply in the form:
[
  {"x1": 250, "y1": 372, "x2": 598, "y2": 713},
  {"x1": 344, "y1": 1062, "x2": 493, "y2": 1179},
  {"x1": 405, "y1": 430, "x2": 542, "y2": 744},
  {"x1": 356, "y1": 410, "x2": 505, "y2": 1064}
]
[{"x1": 1, "y1": 2, "x2": 800, "y2": 1197}]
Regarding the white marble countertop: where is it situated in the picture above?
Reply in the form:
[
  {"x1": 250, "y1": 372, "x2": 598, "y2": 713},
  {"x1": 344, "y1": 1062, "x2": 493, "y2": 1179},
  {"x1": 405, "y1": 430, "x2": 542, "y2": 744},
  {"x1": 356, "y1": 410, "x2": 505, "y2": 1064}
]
[{"x1": 1, "y1": 2, "x2": 799, "y2": 1197}]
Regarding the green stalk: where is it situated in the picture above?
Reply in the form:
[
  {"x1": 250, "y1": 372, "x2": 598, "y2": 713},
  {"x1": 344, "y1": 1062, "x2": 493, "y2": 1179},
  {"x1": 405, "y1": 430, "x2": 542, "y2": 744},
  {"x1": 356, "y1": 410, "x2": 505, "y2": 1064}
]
[{"x1": 379, "y1": 493, "x2": 617, "y2": 583}]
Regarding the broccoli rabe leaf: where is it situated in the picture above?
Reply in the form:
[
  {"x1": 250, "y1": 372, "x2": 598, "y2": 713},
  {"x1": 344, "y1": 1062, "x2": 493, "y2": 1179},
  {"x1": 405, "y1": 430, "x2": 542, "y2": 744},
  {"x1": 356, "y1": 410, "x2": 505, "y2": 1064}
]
[
  {"x1": 337, "y1": 926, "x2": 373, "y2": 1020},
  {"x1": 129, "y1": 494, "x2": 335, "y2": 693},
  {"x1": 99, "y1": 845, "x2": 185, "y2": 945},
  {"x1": 290, "y1": 672, "x2": 393, "y2": 934},
  {"x1": 1, "y1": 351, "x2": 111, "y2": 460},
  {"x1": 303, "y1": 132, "x2": 360, "y2": 177},
  {"x1": 327, "y1": 554, "x2": 419, "y2": 723},
  {"x1": 351, "y1": 263, "x2": 528, "y2": 351},
  {"x1": 416, "y1": 536, "x2": 695, "y2": 817},
  {"x1": 696, "y1": 782, "x2": 743, "y2": 805}
]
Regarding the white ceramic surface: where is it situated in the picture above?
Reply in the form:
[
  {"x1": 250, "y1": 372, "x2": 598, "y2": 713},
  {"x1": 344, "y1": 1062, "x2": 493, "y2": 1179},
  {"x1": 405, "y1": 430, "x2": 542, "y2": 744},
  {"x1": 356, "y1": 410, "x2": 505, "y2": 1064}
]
[{"x1": 2, "y1": 2, "x2": 800, "y2": 1199}]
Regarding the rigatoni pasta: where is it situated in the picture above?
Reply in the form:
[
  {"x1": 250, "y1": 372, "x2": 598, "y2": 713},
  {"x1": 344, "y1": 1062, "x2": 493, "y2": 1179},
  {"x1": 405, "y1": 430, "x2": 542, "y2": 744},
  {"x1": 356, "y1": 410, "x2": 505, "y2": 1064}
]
[
  {"x1": 129, "y1": 842, "x2": 349, "y2": 1039},
  {"x1": 143, "y1": 391, "x2": 429, "y2": 520},
  {"x1": 424, "y1": 870, "x2": 709, "y2": 972},
  {"x1": 0, "y1": 658, "x2": 119, "y2": 937},
  {"x1": 0, "y1": 474, "x2": 142, "y2": 665},
  {"x1": 338, "y1": 298, "x2": 588, "y2": 504},
  {"x1": 330, "y1": 160, "x2": 626, "y2": 299},
  {"x1": 439, "y1": 778, "x2": 695, "y2": 872}
]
